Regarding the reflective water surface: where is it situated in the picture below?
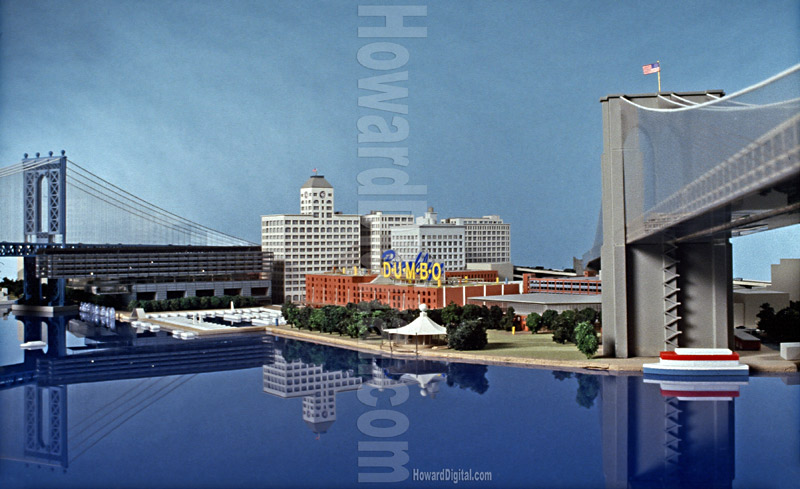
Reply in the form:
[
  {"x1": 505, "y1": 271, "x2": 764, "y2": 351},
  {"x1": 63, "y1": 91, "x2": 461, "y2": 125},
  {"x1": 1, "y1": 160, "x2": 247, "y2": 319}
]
[{"x1": 0, "y1": 312, "x2": 798, "y2": 488}]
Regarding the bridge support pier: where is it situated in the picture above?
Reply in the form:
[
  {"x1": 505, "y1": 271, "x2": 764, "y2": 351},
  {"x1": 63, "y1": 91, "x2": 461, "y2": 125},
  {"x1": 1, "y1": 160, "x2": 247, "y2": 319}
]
[
  {"x1": 677, "y1": 240, "x2": 733, "y2": 350},
  {"x1": 22, "y1": 257, "x2": 41, "y2": 304},
  {"x1": 613, "y1": 240, "x2": 733, "y2": 357},
  {"x1": 600, "y1": 91, "x2": 734, "y2": 358},
  {"x1": 21, "y1": 256, "x2": 66, "y2": 307}
]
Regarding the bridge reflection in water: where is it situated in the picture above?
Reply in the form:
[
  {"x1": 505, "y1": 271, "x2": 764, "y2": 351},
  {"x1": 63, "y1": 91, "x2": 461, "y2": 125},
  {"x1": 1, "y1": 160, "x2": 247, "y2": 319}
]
[
  {"x1": 2, "y1": 312, "x2": 744, "y2": 487},
  {"x1": 602, "y1": 374, "x2": 739, "y2": 489},
  {"x1": 2, "y1": 312, "x2": 276, "y2": 469}
]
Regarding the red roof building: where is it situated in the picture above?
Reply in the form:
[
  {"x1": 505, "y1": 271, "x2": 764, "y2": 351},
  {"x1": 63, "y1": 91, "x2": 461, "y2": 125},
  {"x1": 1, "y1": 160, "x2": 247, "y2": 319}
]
[{"x1": 305, "y1": 269, "x2": 521, "y2": 309}]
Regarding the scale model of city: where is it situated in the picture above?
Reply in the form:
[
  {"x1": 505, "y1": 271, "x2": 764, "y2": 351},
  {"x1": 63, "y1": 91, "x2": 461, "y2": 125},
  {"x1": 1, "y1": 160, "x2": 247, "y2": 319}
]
[{"x1": 1, "y1": 66, "x2": 798, "y2": 374}]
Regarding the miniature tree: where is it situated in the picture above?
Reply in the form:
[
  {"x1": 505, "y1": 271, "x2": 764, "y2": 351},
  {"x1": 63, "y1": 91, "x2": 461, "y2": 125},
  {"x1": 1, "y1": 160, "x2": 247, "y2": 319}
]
[
  {"x1": 281, "y1": 301, "x2": 300, "y2": 327},
  {"x1": 296, "y1": 306, "x2": 313, "y2": 330},
  {"x1": 552, "y1": 310, "x2": 578, "y2": 344},
  {"x1": 756, "y1": 303, "x2": 777, "y2": 337},
  {"x1": 447, "y1": 319, "x2": 488, "y2": 350},
  {"x1": 576, "y1": 307, "x2": 597, "y2": 325},
  {"x1": 500, "y1": 306, "x2": 516, "y2": 331},
  {"x1": 309, "y1": 308, "x2": 326, "y2": 331},
  {"x1": 527, "y1": 312, "x2": 542, "y2": 333},
  {"x1": 489, "y1": 305, "x2": 504, "y2": 327},
  {"x1": 540, "y1": 309, "x2": 558, "y2": 332},
  {"x1": 345, "y1": 311, "x2": 369, "y2": 338},
  {"x1": 574, "y1": 320, "x2": 599, "y2": 358},
  {"x1": 441, "y1": 302, "x2": 463, "y2": 328}
]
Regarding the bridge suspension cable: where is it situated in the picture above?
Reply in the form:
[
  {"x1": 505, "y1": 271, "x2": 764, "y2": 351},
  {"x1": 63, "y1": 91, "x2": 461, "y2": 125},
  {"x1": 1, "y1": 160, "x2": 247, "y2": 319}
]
[
  {"x1": 619, "y1": 63, "x2": 800, "y2": 112},
  {"x1": 69, "y1": 375, "x2": 196, "y2": 464},
  {"x1": 66, "y1": 160, "x2": 255, "y2": 246},
  {"x1": 0, "y1": 156, "x2": 255, "y2": 246},
  {"x1": 613, "y1": 64, "x2": 800, "y2": 243}
]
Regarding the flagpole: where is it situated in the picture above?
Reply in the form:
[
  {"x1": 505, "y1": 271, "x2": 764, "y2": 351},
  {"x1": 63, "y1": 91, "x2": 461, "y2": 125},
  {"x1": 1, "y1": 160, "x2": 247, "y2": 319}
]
[{"x1": 657, "y1": 60, "x2": 661, "y2": 93}]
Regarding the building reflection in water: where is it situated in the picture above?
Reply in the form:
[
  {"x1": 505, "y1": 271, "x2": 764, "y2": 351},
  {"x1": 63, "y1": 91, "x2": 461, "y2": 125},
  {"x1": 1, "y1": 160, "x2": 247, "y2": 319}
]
[
  {"x1": 262, "y1": 348, "x2": 362, "y2": 436},
  {"x1": 263, "y1": 350, "x2": 450, "y2": 436},
  {"x1": 602, "y1": 374, "x2": 742, "y2": 489}
]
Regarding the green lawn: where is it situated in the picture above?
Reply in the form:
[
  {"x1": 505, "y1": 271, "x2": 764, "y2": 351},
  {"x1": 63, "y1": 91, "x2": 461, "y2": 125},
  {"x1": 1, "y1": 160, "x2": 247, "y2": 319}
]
[
  {"x1": 455, "y1": 330, "x2": 589, "y2": 361},
  {"x1": 274, "y1": 325, "x2": 590, "y2": 362}
]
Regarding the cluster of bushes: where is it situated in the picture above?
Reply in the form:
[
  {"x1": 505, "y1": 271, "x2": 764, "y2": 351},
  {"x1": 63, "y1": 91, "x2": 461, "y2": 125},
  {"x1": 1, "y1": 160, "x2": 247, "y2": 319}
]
[
  {"x1": 128, "y1": 295, "x2": 259, "y2": 312},
  {"x1": 440, "y1": 302, "x2": 517, "y2": 331},
  {"x1": 282, "y1": 300, "x2": 421, "y2": 339},
  {"x1": 280, "y1": 300, "x2": 513, "y2": 350},
  {"x1": 446, "y1": 319, "x2": 488, "y2": 351},
  {"x1": 757, "y1": 301, "x2": 800, "y2": 342},
  {"x1": 439, "y1": 302, "x2": 519, "y2": 350},
  {"x1": 527, "y1": 308, "x2": 601, "y2": 359}
]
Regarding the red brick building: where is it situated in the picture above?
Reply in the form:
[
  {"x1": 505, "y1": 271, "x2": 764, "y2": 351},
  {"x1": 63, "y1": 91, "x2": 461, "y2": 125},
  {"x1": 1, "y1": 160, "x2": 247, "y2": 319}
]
[
  {"x1": 306, "y1": 270, "x2": 521, "y2": 309},
  {"x1": 522, "y1": 274, "x2": 602, "y2": 295}
]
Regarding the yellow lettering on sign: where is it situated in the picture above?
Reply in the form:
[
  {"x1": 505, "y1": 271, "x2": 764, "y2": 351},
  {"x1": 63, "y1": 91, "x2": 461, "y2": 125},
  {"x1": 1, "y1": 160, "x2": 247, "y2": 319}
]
[
  {"x1": 382, "y1": 262, "x2": 391, "y2": 278},
  {"x1": 419, "y1": 262, "x2": 429, "y2": 281},
  {"x1": 393, "y1": 263, "x2": 403, "y2": 280},
  {"x1": 431, "y1": 263, "x2": 442, "y2": 281},
  {"x1": 405, "y1": 263, "x2": 415, "y2": 280}
]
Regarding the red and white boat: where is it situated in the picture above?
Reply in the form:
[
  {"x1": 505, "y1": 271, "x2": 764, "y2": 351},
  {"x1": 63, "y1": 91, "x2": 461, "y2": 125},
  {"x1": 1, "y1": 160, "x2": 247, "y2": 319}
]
[{"x1": 643, "y1": 348, "x2": 749, "y2": 377}]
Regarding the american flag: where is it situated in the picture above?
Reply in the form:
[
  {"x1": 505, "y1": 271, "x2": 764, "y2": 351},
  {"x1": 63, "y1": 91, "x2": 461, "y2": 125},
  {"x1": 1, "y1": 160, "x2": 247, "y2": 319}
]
[{"x1": 642, "y1": 62, "x2": 660, "y2": 75}]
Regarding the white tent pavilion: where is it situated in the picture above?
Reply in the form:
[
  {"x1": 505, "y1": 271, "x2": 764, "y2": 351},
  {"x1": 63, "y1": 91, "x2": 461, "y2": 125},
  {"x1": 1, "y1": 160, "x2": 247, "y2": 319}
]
[{"x1": 384, "y1": 304, "x2": 447, "y2": 352}]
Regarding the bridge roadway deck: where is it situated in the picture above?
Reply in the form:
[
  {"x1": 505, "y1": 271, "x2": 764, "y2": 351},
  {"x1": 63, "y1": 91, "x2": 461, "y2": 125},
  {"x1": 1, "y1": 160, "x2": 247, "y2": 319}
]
[{"x1": 0, "y1": 242, "x2": 162, "y2": 257}]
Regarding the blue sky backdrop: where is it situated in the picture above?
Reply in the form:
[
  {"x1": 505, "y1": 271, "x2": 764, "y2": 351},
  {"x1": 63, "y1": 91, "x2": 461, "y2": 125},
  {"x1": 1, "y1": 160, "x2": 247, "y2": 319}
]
[{"x1": 1, "y1": 0, "x2": 798, "y2": 280}]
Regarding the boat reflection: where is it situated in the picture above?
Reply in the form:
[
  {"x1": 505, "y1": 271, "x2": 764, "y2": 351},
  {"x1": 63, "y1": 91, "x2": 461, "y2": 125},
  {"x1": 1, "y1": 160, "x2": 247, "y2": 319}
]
[{"x1": 644, "y1": 375, "x2": 748, "y2": 401}]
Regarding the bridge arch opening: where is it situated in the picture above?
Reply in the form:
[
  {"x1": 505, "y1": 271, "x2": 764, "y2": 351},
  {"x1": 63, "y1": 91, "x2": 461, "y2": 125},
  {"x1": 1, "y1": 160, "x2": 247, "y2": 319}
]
[{"x1": 38, "y1": 174, "x2": 50, "y2": 234}]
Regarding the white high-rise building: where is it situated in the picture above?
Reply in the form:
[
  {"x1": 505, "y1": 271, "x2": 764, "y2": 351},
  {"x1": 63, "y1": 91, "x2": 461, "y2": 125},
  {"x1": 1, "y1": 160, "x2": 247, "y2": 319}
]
[
  {"x1": 443, "y1": 215, "x2": 511, "y2": 264},
  {"x1": 261, "y1": 175, "x2": 360, "y2": 303},
  {"x1": 391, "y1": 208, "x2": 466, "y2": 271},
  {"x1": 360, "y1": 211, "x2": 415, "y2": 272}
]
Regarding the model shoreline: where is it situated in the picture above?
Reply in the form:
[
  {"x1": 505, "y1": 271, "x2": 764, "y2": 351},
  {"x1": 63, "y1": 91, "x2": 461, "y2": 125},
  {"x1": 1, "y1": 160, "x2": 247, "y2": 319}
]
[{"x1": 264, "y1": 323, "x2": 799, "y2": 374}]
